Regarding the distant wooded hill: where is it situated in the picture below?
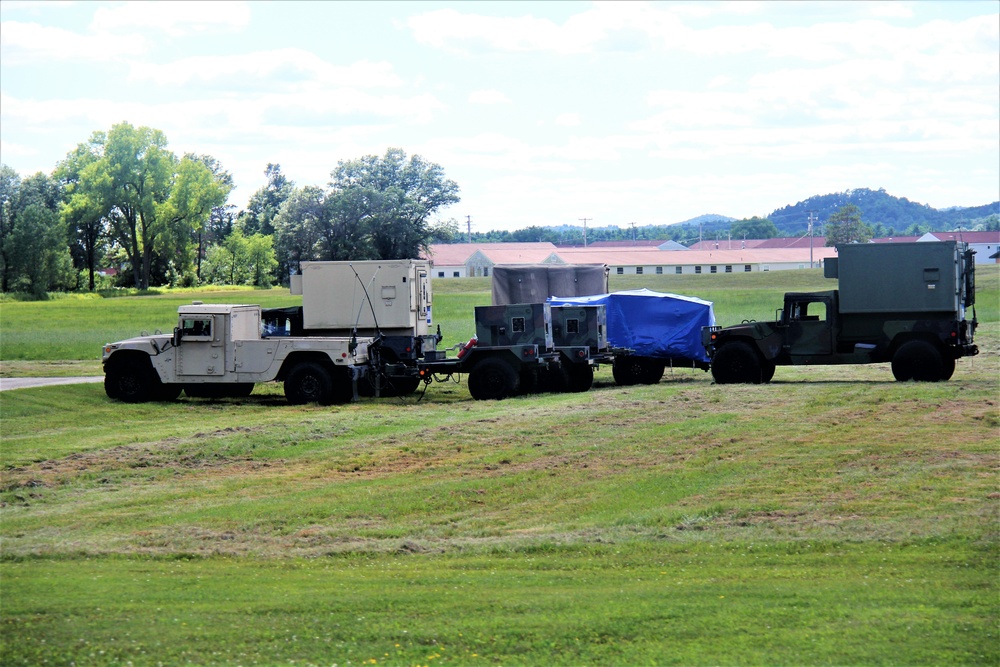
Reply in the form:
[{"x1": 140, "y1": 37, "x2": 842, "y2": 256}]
[{"x1": 466, "y1": 188, "x2": 998, "y2": 246}]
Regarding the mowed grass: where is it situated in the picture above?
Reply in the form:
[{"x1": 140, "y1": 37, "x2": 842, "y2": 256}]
[{"x1": 1, "y1": 267, "x2": 998, "y2": 665}]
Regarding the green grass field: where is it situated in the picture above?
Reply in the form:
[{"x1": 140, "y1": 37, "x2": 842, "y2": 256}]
[{"x1": 1, "y1": 268, "x2": 998, "y2": 665}]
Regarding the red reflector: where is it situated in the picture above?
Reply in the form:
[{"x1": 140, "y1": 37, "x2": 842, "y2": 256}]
[
  {"x1": 341, "y1": 353, "x2": 347, "y2": 358},
  {"x1": 406, "y1": 347, "x2": 412, "y2": 352},
  {"x1": 577, "y1": 350, "x2": 585, "y2": 358},
  {"x1": 951, "y1": 331, "x2": 957, "y2": 337}
]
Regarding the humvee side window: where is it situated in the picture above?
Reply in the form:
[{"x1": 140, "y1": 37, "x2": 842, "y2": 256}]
[
  {"x1": 566, "y1": 319, "x2": 579, "y2": 334},
  {"x1": 512, "y1": 317, "x2": 525, "y2": 333},
  {"x1": 181, "y1": 318, "x2": 212, "y2": 338}
]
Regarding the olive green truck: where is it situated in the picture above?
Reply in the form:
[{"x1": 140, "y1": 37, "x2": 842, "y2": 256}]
[{"x1": 702, "y1": 241, "x2": 978, "y2": 383}]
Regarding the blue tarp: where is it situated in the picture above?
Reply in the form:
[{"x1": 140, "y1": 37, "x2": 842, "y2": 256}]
[{"x1": 549, "y1": 288, "x2": 715, "y2": 362}]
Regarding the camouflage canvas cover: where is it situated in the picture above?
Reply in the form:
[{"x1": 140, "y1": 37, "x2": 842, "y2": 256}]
[
  {"x1": 491, "y1": 264, "x2": 609, "y2": 306},
  {"x1": 550, "y1": 289, "x2": 715, "y2": 363}
]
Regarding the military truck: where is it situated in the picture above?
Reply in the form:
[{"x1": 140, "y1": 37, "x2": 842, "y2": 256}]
[
  {"x1": 103, "y1": 260, "x2": 434, "y2": 404},
  {"x1": 103, "y1": 302, "x2": 371, "y2": 404},
  {"x1": 701, "y1": 241, "x2": 978, "y2": 383}
]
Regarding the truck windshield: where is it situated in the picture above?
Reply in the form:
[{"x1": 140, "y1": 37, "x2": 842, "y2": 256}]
[{"x1": 181, "y1": 318, "x2": 212, "y2": 338}]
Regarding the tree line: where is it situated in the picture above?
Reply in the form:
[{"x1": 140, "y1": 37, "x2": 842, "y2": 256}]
[{"x1": 0, "y1": 123, "x2": 460, "y2": 296}]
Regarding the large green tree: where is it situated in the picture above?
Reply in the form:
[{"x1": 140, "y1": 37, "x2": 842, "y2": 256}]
[
  {"x1": 825, "y1": 204, "x2": 873, "y2": 246},
  {"x1": 65, "y1": 123, "x2": 231, "y2": 289},
  {"x1": 0, "y1": 167, "x2": 73, "y2": 295},
  {"x1": 327, "y1": 148, "x2": 460, "y2": 260}
]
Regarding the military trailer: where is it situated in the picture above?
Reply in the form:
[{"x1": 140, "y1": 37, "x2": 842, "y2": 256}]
[
  {"x1": 414, "y1": 302, "x2": 615, "y2": 400},
  {"x1": 701, "y1": 241, "x2": 978, "y2": 383}
]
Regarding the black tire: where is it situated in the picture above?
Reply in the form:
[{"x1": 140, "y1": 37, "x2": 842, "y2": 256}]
[
  {"x1": 760, "y1": 361, "x2": 776, "y2": 383},
  {"x1": 154, "y1": 383, "x2": 183, "y2": 401},
  {"x1": 891, "y1": 340, "x2": 945, "y2": 382},
  {"x1": 711, "y1": 342, "x2": 764, "y2": 384},
  {"x1": 468, "y1": 358, "x2": 520, "y2": 400},
  {"x1": 613, "y1": 357, "x2": 664, "y2": 386},
  {"x1": 104, "y1": 358, "x2": 156, "y2": 403},
  {"x1": 285, "y1": 361, "x2": 334, "y2": 405},
  {"x1": 940, "y1": 355, "x2": 956, "y2": 381},
  {"x1": 564, "y1": 363, "x2": 594, "y2": 393}
]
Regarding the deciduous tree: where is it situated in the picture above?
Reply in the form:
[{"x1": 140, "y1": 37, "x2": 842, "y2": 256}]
[{"x1": 825, "y1": 204, "x2": 873, "y2": 246}]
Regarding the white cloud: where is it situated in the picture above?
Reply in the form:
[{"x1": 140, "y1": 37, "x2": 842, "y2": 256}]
[
  {"x1": 555, "y1": 113, "x2": 582, "y2": 127},
  {"x1": 91, "y1": 1, "x2": 250, "y2": 36},
  {"x1": 128, "y1": 51, "x2": 403, "y2": 90},
  {"x1": 0, "y1": 20, "x2": 147, "y2": 63},
  {"x1": 468, "y1": 90, "x2": 511, "y2": 105}
]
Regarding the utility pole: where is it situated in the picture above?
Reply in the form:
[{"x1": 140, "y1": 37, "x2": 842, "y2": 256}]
[
  {"x1": 807, "y1": 210, "x2": 818, "y2": 268},
  {"x1": 466, "y1": 215, "x2": 472, "y2": 244},
  {"x1": 631, "y1": 222, "x2": 637, "y2": 245},
  {"x1": 579, "y1": 217, "x2": 591, "y2": 247}
]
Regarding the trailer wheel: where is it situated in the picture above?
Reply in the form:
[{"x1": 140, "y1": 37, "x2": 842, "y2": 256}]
[
  {"x1": 563, "y1": 363, "x2": 594, "y2": 393},
  {"x1": 891, "y1": 340, "x2": 945, "y2": 382},
  {"x1": 612, "y1": 357, "x2": 664, "y2": 386},
  {"x1": 468, "y1": 358, "x2": 520, "y2": 400},
  {"x1": 940, "y1": 355, "x2": 956, "y2": 381},
  {"x1": 760, "y1": 361, "x2": 776, "y2": 383},
  {"x1": 711, "y1": 342, "x2": 763, "y2": 384},
  {"x1": 285, "y1": 361, "x2": 334, "y2": 405},
  {"x1": 105, "y1": 358, "x2": 155, "y2": 403}
]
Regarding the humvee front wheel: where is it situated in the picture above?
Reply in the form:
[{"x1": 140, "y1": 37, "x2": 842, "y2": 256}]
[
  {"x1": 711, "y1": 342, "x2": 764, "y2": 384},
  {"x1": 105, "y1": 358, "x2": 156, "y2": 402},
  {"x1": 891, "y1": 340, "x2": 946, "y2": 382}
]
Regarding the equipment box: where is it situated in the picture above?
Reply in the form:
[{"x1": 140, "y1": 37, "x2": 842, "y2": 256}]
[
  {"x1": 475, "y1": 304, "x2": 553, "y2": 348},
  {"x1": 550, "y1": 305, "x2": 607, "y2": 352}
]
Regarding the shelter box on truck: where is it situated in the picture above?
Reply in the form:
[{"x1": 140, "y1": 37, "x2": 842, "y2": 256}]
[
  {"x1": 291, "y1": 259, "x2": 432, "y2": 337},
  {"x1": 825, "y1": 241, "x2": 972, "y2": 314}
]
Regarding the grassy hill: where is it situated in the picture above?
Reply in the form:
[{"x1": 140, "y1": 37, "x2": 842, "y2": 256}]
[{"x1": 1, "y1": 269, "x2": 997, "y2": 665}]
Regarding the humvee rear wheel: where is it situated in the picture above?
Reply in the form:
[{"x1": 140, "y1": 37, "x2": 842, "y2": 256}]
[
  {"x1": 105, "y1": 358, "x2": 155, "y2": 403},
  {"x1": 468, "y1": 358, "x2": 520, "y2": 400},
  {"x1": 711, "y1": 342, "x2": 763, "y2": 384},
  {"x1": 891, "y1": 340, "x2": 945, "y2": 382},
  {"x1": 285, "y1": 361, "x2": 334, "y2": 405}
]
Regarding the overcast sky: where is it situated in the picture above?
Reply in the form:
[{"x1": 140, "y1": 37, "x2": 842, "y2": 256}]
[{"x1": 2, "y1": 1, "x2": 997, "y2": 232}]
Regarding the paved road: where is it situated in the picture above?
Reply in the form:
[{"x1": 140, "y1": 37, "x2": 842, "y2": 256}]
[{"x1": 0, "y1": 376, "x2": 103, "y2": 391}]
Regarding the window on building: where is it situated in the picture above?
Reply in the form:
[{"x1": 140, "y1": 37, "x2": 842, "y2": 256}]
[
  {"x1": 483, "y1": 267, "x2": 489, "y2": 277},
  {"x1": 710, "y1": 266, "x2": 717, "y2": 274},
  {"x1": 636, "y1": 266, "x2": 643, "y2": 275},
  {"x1": 453, "y1": 271, "x2": 460, "y2": 278},
  {"x1": 675, "y1": 267, "x2": 682, "y2": 274},
  {"x1": 763, "y1": 265, "x2": 770, "y2": 272},
  {"x1": 695, "y1": 266, "x2": 702, "y2": 274},
  {"x1": 617, "y1": 267, "x2": 624, "y2": 275},
  {"x1": 656, "y1": 266, "x2": 663, "y2": 274},
  {"x1": 725, "y1": 265, "x2": 732, "y2": 273},
  {"x1": 437, "y1": 271, "x2": 444, "y2": 278},
  {"x1": 744, "y1": 264, "x2": 752, "y2": 272}
]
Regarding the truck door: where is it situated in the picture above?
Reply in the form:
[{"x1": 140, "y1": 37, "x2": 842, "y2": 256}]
[
  {"x1": 175, "y1": 314, "x2": 227, "y2": 376},
  {"x1": 786, "y1": 297, "x2": 833, "y2": 359}
]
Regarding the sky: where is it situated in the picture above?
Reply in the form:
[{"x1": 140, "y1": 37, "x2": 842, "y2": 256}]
[{"x1": 1, "y1": 1, "x2": 998, "y2": 234}]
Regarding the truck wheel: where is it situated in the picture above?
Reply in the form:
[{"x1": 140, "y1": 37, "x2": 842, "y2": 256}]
[
  {"x1": 105, "y1": 358, "x2": 155, "y2": 403},
  {"x1": 711, "y1": 342, "x2": 763, "y2": 384},
  {"x1": 285, "y1": 361, "x2": 334, "y2": 405},
  {"x1": 891, "y1": 340, "x2": 945, "y2": 382},
  {"x1": 155, "y1": 383, "x2": 183, "y2": 401},
  {"x1": 613, "y1": 357, "x2": 663, "y2": 386},
  {"x1": 468, "y1": 358, "x2": 520, "y2": 400},
  {"x1": 761, "y1": 361, "x2": 776, "y2": 383},
  {"x1": 940, "y1": 355, "x2": 956, "y2": 381},
  {"x1": 565, "y1": 363, "x2": 594, "y2": 393}
]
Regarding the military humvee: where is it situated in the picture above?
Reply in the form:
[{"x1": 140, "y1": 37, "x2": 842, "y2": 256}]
[{"x1": 702, "y1": 241, "x2": 978, "y2": 383}]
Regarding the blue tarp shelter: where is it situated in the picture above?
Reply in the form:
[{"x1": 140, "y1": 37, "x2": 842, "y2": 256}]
[{"x1": 549, "y1": 288, "x2": 715, "y2": 363}]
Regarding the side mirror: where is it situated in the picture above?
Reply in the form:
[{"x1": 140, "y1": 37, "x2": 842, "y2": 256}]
[
  {"x1": 777, "y1": 308, "x2": 786, "y2": 325},
  {"x1": 172, "y1": 327, "x2": 182, "y2": 347}
]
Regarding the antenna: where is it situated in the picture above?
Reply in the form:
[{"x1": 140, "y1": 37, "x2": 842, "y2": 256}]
[{"x1": 348, "y1": 264, "x2": 382, "y2": 340}]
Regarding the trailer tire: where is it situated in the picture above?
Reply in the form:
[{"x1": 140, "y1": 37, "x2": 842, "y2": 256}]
[
  {"x1": 564, "y1": 363, "x2": 594, "y2": 393},
  {"x1": 940, "y1": 355, "x2": 956, "y2": 381},
  {"x1": 285, "y1": 361, "x2": 335, "y2": 405},
  {"x1": 891, "y1": 340, "x2": 945, "y2": 382},
  {"x1": 105, "y1": 357, "x2": 156, "y2": 403},
  {"x1": 468, "y1": 358, "x2": 520, "y2": 400},
  {"x1": 711, "y1": 342, "x2": 764, "y2": 384},
  {"x1": 613, "y1": 357, "x2": 664, "y2": 386}
]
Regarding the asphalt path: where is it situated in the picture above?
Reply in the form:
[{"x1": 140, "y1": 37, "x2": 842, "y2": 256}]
[{"x1": 0, "y1": 376, "x2": 104, "y2": 391}]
